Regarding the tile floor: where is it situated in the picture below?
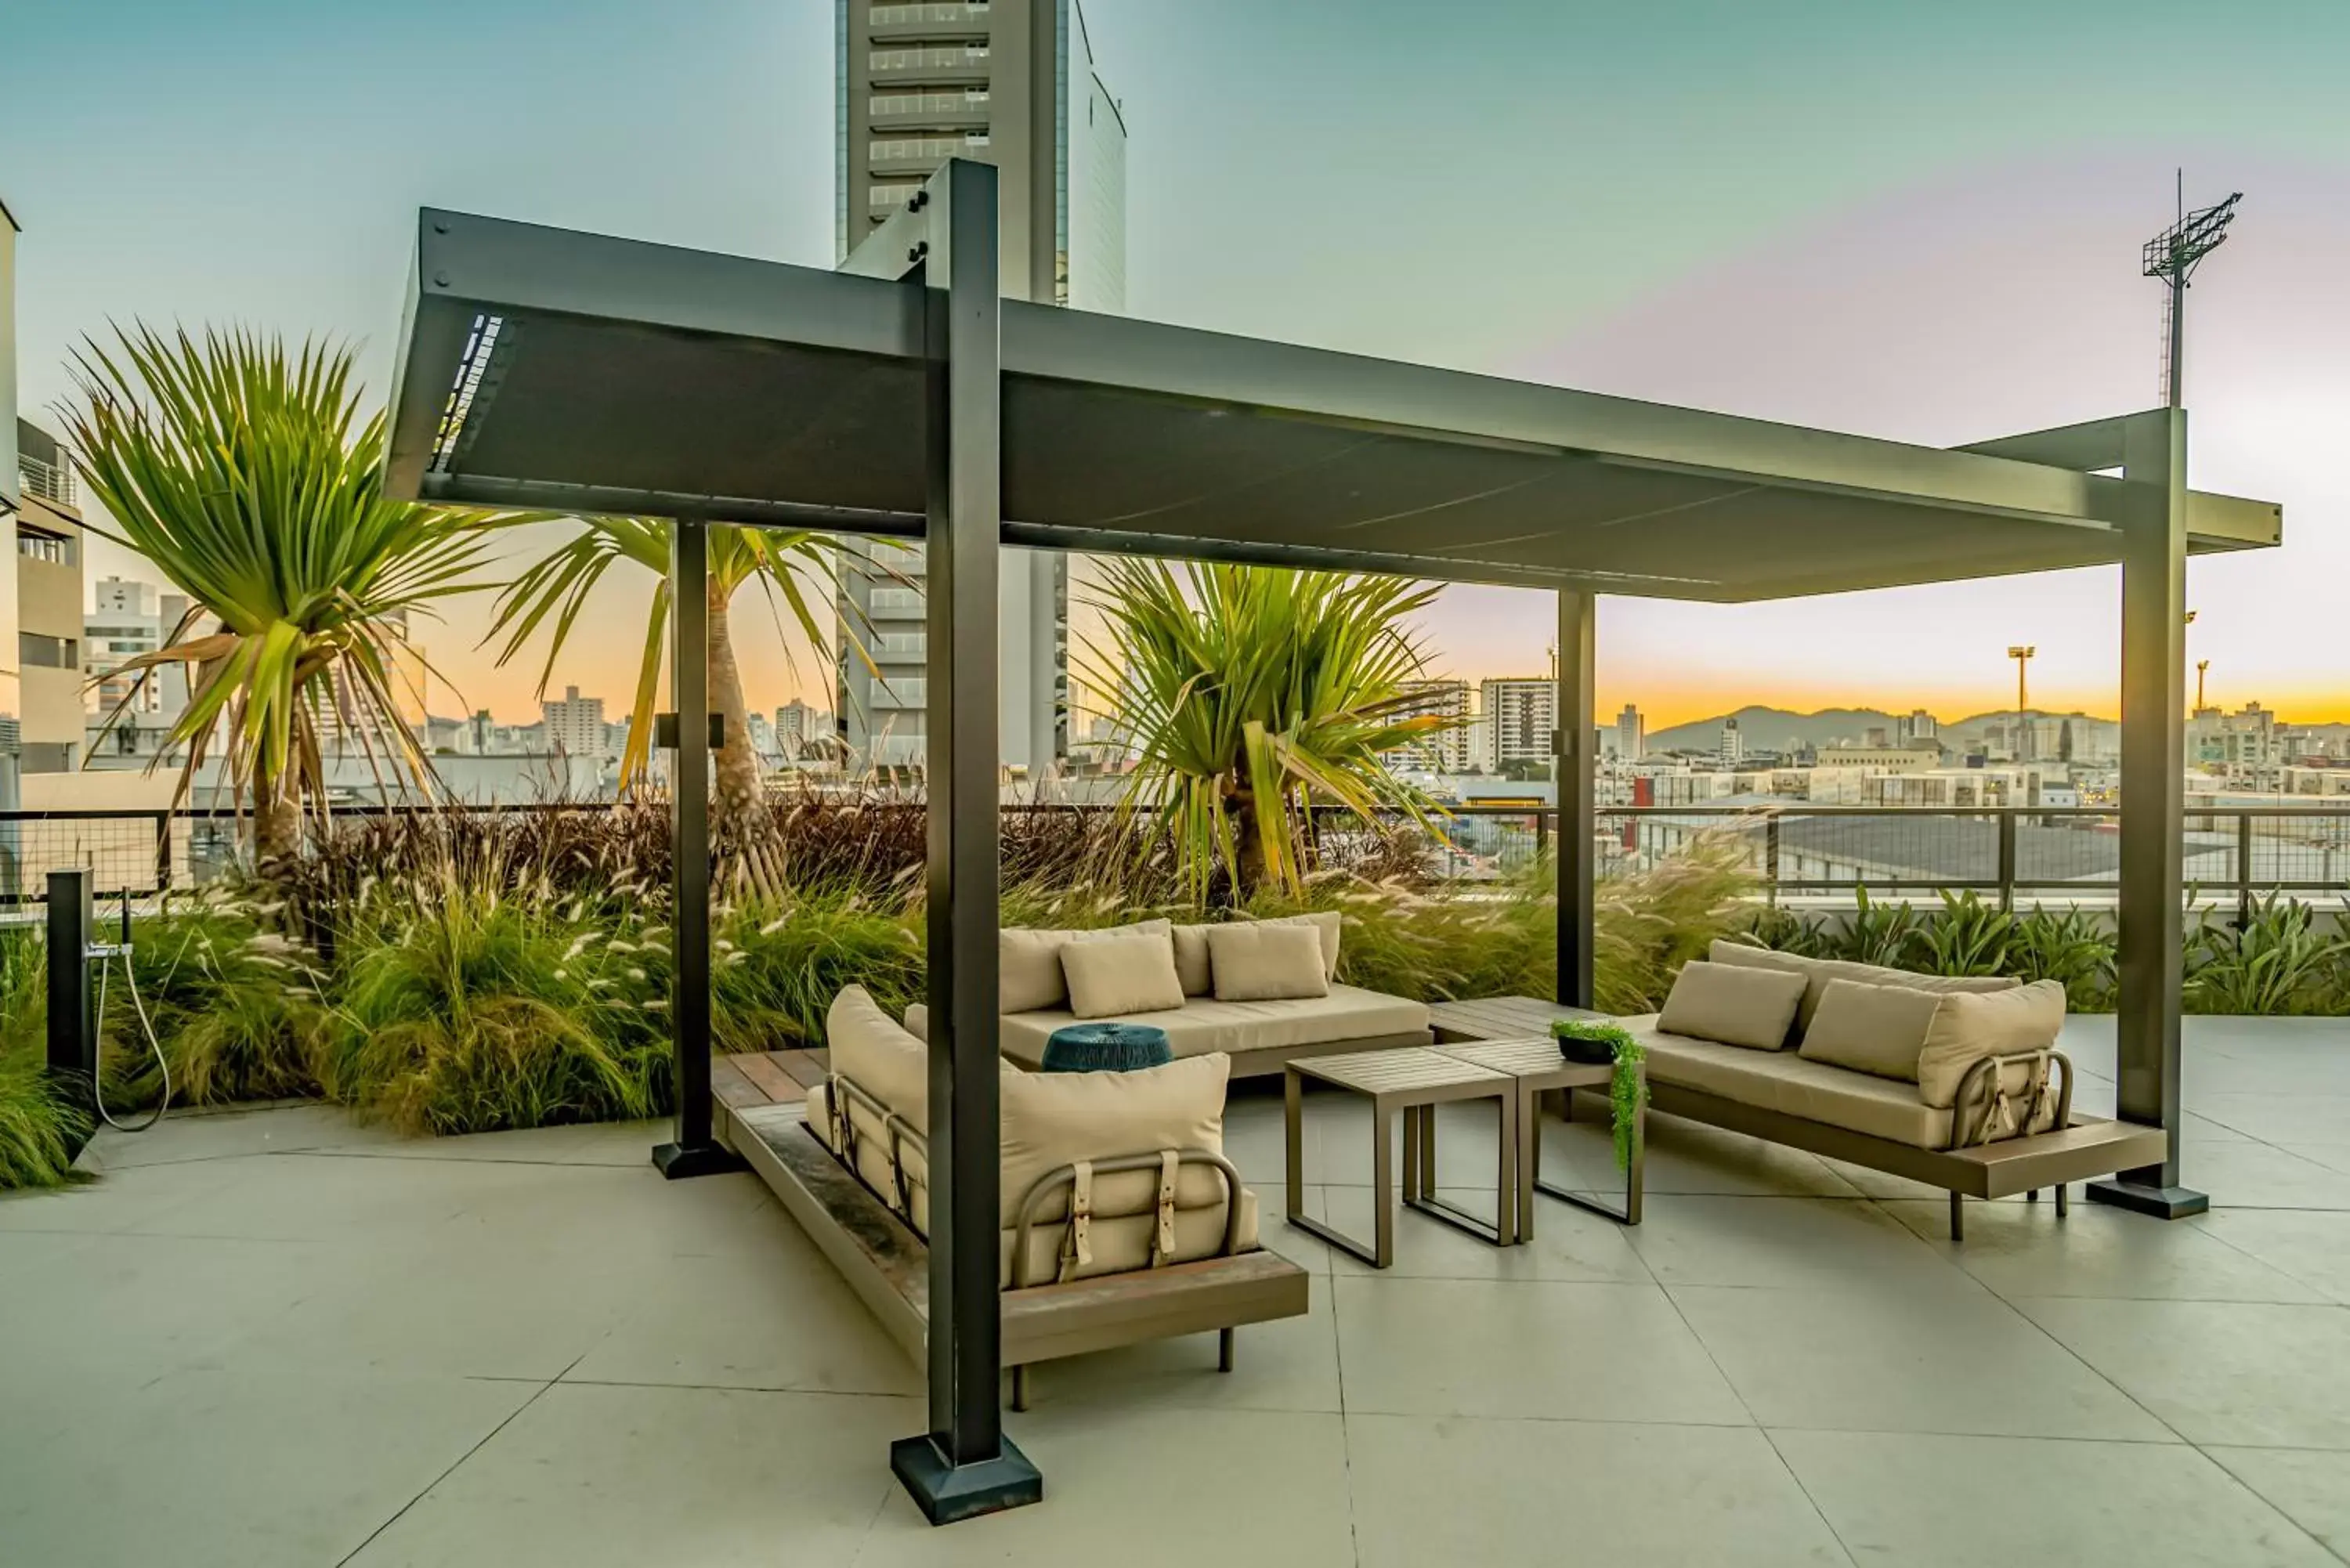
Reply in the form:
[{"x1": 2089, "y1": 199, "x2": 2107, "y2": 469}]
[{"x1": 3, "y1": 1016, "x2": 2348, "y2": 1566}]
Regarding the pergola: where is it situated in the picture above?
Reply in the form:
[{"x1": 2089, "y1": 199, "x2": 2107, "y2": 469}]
[{"x1": 385, "y1": 161, "x2": 2281, "y2": 1523}]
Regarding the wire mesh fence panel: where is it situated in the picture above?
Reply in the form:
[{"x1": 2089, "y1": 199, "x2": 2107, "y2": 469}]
[{"x1": 0, "y1": 814, "x2": 171, "y2": 903}]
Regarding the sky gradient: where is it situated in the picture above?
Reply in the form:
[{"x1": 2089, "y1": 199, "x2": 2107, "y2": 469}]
[{"x1": 7, "y1": 0, "x2": 2347, "y2": 729}]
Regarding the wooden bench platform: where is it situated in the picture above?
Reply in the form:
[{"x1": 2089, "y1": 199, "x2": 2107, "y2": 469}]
[{"x1": 712, "y1": 1053, "x2": 1311, "y2": 1406}]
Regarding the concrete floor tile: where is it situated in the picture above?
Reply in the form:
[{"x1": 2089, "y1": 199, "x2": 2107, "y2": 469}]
[
  {"x1": 2177, "y1": 1140, "x2": 2350, "y2": 1211},
  {"x1": 1774, "y1": 1428, "x2": 2332, "y2": 1567},
  {"x1": 561, "y1": 1210, "x2": 923, "y2": 1396},
  {"x1": 1671, "y1": 1281, "x2": 2171, "y2": 1441},
  {"x1": 2015, "y1": 1296, "x2": 2350, "y2": 1448},
  {"x1": 2191, "y1": 1093, "x2": 2350, "y2": 1150},
  {"x1": 0, "y1": 1365, "x2": 537, "y2": 1568},
  {"x1": 857, "y1": 1405, "x2": 1358, "y2": 1568},
  {"x1": 345, "y1": 1382, "x2": 911, "y2": 1567},
  {"x1": 1623, "y1": 1192, "x2": 1967, "y2": 1290},
  {"x1": 80, "y1": 1102, "x2": 404, "y2": 1169},
  {"x1": 2205, "y1": 1208, "x2": 2350, "y2": 1302},
  {"x1": 1332, "y1": 1275, "x2": 1750, "y2": 1425},
  {"x1": 2206, "y1": 1447, "x2": 2350, "y2": 1558},
  {"x1": 1347, "y1": 1413, "x2": 1849, "y2": 1567},
  {"x1": 1878, "y1": 1197, "x2": 2330, "y2": 1303}
]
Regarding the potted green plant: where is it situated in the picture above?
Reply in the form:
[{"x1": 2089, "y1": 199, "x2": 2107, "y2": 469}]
[{"x1": 1550, "y1": 1020, "x2": 1647, "y2": 1172}]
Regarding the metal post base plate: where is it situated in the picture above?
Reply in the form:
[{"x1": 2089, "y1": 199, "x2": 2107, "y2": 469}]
[
  {"x1": 890, "y1": 1432, "x2": 1043, "y2": 1526},
  {"x1": 2084, "y1": 1179, "x2": 2208, "y2": 1220},
  {"x1": 651, "y1": 1141, "x2": 747, "y2": 1180}
]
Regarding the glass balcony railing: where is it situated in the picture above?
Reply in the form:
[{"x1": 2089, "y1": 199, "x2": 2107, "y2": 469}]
[
  {"x1": 870, "y1": 44, "x2": 989, "y2": 73},
  {"x1": 870, "y1": 134, "x2": 989, "y2": 163},
  {"x1": 18, "y1": 453, "x2": 76, "y2": 508},
  {"x1": 870, "y1": 677, "x2": 928, "y2": 710},
  {"x1": 870, "y1": 587, "x2": 927, "y2": 616},
  {"x1": 870, "y1": 2, "x2": 989, "y2": 25},
  {"x1": 870, "y1": 89, "x2": 989, "y2": 118},
  {"x1": 868, "y1": 183, "x2": 921, "y2": 210}
]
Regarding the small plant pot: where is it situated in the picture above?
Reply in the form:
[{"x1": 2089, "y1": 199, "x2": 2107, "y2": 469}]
[{"x1": 1556, "y1": 1035, "x2": 1616, "y2": 1065}]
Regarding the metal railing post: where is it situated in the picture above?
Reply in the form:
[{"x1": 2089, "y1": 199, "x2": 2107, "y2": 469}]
[
  {"x1": 1996, "y1": 811, "x2": 2017, "y2": 913},
  {"x1": 2236, "y1": 811, "x2": 2255, "y2": 929},
  {"x1": 1764, "y1": 816, "x2": 1781, "y2": 909},
  {"x1": 152, "y1": 811, "x2": 174, "y2": 895}
]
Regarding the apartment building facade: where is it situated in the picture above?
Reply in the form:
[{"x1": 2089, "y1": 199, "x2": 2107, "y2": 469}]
[
  {"x1": 14, "y1": 420, "x2": 86, "y2": 774},
  {"x1": 1480, "y1": 677, "x2": 1556, "y2": 773},
  {"x1": 1379, "y1": 677, "x2": 1472, "y2": 773},
  {"x1": 833, "y1": 0, "x2": 1126, "y2": 779}
]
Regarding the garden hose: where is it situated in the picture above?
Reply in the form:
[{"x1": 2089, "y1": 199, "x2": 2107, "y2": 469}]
[{"x1": 92, "y1": 915, "x2": 172, "y2": 1135}]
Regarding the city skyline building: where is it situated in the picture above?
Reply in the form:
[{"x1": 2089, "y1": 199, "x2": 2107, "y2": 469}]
[
  {"x1": 1614, "y1": 703, "x2": 1645, "y2": 763},
  {"x1": 1718, "y1": 716, "x2": 1745, "y2": 768},
  {"x1": 1381, "y1": 677, "x2": 1472, "y2": 773},
  {"x1": 1480, "y1": 677, "x2": 1556, "y2": 773},
  {"x1": 833, "y1": 0, "x2": 1126, "y2": 779},
  {"x1": 540, "y1": 684, "x2": 609, "y2": 760},
  {"x1": 84, "y1": 575, "x2": 191, "y2": 720}
]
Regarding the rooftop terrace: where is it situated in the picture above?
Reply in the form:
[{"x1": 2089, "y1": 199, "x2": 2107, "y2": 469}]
[{"x1": 7, "y1": 1015, "x2": 2349, "y2": 1566}]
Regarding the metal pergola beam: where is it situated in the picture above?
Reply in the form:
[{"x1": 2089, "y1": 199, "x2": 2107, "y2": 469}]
[
  {"x1": 884, "y1": 159, "x2": 1043, "y2": 1524},
  {"x1": 2089, "y1": 408, "x2": 2207, "y2": 1220},
  {"x1": 1555, "y1": 591, "x2": 1596, "y2": 1010},
  {"x1": 652, "y1": 516, "x2": 743, "y2": 1182}
]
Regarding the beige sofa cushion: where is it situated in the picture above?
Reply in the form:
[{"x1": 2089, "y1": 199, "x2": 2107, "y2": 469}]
[
  {"x1": 999, "y1": 919, "x2": 1174, "y2": 1012},
  {"x1": 1629, "y1": 1021, "x2": 1954, "y2": 1148},
  {"x1": 1061, "y1": 930, "x2": 1187, "y2": 1018},
  {"x1": 930, "y1": 985, "x2": 1427, "y2": 1069},
  {"x1": 1206, "y1": 922, "x2": 1331, "y2": 1003},
  {"x1": 828, "y1": 985, "x2": 931, "y2": 1133},
  {"x1": 1917, "y1": 981, "x2": 2066, "y2": 1109},
  {"x1": 999, "y1": 1051, "x2": 1232, "y2": 1227},
  {"x1": 1258, "y1": 911, "x2": 1343, "y2": 981},
  {"x1": 1658, "y1": 961, "x2": 1808, "y2": 1051},
  {"x1": 1170, "y1": 924, "x2": 1214, "y2": 995},
  {"x1": 1797, "y1": 979, "x2": 1945, "y2": 1082},
  {"x1": 1707, "y1": 941, "x2": 2021, "y2": 1042},
  {"x1": 814, "y1": 1075, "x2": 1259, "y2": 1282}
]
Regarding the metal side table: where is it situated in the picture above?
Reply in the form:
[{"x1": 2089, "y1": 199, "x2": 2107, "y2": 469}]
[
  {"x1": 1284, "y1": 1047, "x2": 1517, "y2": 1268},
  {"x1": 1434, "y1": 1037, "x2": 1644, "y2": 1231}
]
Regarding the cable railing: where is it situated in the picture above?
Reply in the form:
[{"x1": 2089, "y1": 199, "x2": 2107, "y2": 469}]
[{"x1": 4, "y1": 802, "x2": 2345, "y2": 912}]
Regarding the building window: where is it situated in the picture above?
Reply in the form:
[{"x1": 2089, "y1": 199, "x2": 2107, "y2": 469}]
[
  {"x1": 869, "y1": 44, "x2": 989, "y2": 71},
  {"x1": 16, "y1": 529, "x2": 76, "y2": 567},
  {"x1": 18, "y1": 633, "x2": 80, "y2": 671},
  {"x1": 869, "y1": 1, "x2": 989, "y2": 22},
  {"x1": 870, "y1": 89, "x2": 989, "y2": 117}
]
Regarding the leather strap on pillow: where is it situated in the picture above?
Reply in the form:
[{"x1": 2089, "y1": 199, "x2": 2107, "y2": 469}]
[{"x1": 1151, "y1": 1150, "x2": 1180, "y2": 1266}]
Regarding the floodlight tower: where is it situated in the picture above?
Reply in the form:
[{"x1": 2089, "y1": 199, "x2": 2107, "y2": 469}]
[
  {"x1": 2143, "y1": 178, "x2": 2242, "y2": 409},
  {"x1": 2008, "y1": 645, "x2": 2036, "y2": 761}
]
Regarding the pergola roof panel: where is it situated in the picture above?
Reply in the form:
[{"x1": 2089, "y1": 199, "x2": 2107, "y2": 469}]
[{"x1": 387, "y1": 208, "x2": 2281, "y2": 599}]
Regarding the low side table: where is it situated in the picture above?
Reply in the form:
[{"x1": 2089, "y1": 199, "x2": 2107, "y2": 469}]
[
  {"x1": 1284, "y1": 1048, "x2": 1517, "y2": 1268},
  {"x1": 1434, "y1": 1037, "x2": 1645, "y2": 1231}
]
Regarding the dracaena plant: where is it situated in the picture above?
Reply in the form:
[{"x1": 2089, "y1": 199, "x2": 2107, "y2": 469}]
[
  {"x1": 64, "y1": 326, "x2": 522, "y2": 869},
  {"x1": 1082, "y1": 559, "x2": 1459, "y2": 902}
]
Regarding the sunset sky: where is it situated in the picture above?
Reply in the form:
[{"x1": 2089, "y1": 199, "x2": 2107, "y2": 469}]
[{"x1": 9, "y1": 0, "x2": 2348, "y2": 730}]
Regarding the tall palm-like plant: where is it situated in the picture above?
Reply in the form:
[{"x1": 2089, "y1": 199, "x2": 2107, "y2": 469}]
[
  {"x1": 486, "y1": 518, "x2": 845, "y2": 827},
  {"x1": 1084, "y1": 559, "x2": 1457, "y2": 902},
  {"x1": 64, "y1": 327, "x2": 505, "y2": 867}
]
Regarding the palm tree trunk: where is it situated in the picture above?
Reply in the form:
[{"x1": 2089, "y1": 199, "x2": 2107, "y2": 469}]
[
  {"x1": 251, "y1": 764, "x2": 300, "y2": 874},
  {"x1": 707, "y1": 576, "x2": 764, "y2": 829}
]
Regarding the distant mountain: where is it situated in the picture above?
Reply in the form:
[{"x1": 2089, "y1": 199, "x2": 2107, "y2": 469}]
[{"x1": 1645, "y1": 706, "x2": 1901, "y2": 755}]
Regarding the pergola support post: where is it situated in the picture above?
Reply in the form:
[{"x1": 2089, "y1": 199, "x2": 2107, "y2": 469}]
[
  {"x1": 2088, "y1": 408, "x2": 2206, "y2": 1220},
  {"x1": 654, "y1": 515, "x2": 743, "y2": 1180},
  {"x1": 887, "y1": 157, "x2": 1043, "y2": 1525},
  {"x1": 1556, "y1": 590, "x2": 1596, "y2": 1010}
]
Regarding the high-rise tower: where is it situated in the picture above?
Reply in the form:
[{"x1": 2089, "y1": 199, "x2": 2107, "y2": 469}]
[{"x1": 833, "y1": 0, "x2": 1126, "y2": 779}]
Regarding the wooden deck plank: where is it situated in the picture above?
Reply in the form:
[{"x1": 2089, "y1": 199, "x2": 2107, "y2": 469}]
[
  {"x1": 735, "y1": 1052, "x2": 805, "y2": 1106},
  {"x1": 709, "y1": 1055, "x2": 767, "y2": 1111},
  {"x1": 773, "y1": 1049, "x2": 829, "y2": 1091}
]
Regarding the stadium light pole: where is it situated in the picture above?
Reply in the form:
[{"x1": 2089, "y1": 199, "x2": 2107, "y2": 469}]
[
  {"x1": 2007, "y1": 645, "x2": 2035, "y2": 761},
  {"x1": 2144, "y1": 181, "x2": 2242, "y2": 410}
]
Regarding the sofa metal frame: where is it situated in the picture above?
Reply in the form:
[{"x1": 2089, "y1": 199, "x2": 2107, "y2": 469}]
[{"x1": 722, "y1": 1075, "x2": 1310, "y2": 1411}]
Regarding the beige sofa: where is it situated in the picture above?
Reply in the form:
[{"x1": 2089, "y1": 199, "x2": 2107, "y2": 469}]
[
  {"x1": 904, "y1": 912, "x2": 1434, "y2": 1078},
  {"x1": 1620, "y1": 941, "x2": 2162, "y2": 1239},
  {"x1": 783, "y1": 985, "x2": 1306, "y2": 1407}
]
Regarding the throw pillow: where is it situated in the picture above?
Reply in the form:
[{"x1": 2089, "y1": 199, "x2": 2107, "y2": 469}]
[
  {"x1": 1657, "y1": 960, "x2": 1808, "y2": 1052},
  {"x1": 1797, "y1": 979, "x2": 1945, "y2": 1082},
  {"x1": 1060, "y1": 930, "x2": 1188, "y2": 1019},
  {"x1": 1204, "y1": 923, "x2": 1332, "y2": 1003}
]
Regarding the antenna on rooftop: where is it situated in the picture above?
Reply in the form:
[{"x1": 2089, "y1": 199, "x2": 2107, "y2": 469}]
[{"x1": 2142, "y1": 174, "x2": 2242, "y2": 409}]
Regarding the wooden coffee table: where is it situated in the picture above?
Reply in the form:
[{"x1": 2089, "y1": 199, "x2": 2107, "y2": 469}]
[
  {"x1": 1283, "y1": 1047, "x2": 1517, "y2": 1268},
  {"x1": 1434, "y1": 1037, "x2": 1644, "y2": 1230}
]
